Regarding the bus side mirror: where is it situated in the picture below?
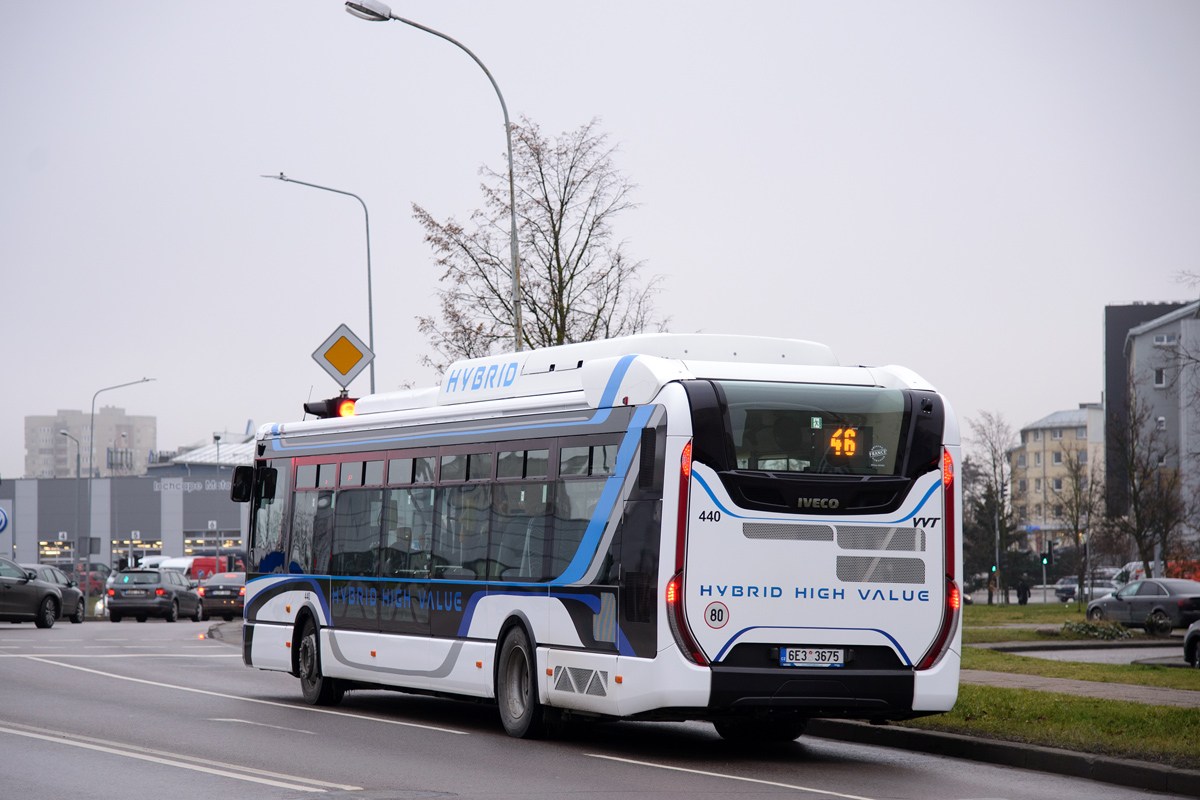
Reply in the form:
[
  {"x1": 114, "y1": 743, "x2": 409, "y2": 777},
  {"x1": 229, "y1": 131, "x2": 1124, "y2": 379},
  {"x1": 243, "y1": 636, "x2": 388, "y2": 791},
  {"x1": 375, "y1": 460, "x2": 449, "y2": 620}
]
[{"x1": 231, "y1": 465, "x2": 254, "y2": 503}]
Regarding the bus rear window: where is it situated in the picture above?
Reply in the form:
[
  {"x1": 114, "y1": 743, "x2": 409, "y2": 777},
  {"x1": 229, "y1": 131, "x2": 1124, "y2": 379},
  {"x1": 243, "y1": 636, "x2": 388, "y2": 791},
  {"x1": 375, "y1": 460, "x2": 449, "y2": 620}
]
[{"x1": 716, "y1": 381, "x2": 906, "y2": 475}]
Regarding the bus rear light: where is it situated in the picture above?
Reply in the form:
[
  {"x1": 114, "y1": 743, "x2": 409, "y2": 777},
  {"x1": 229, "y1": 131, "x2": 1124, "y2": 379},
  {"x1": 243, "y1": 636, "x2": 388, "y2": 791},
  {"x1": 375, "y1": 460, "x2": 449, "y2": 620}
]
[
  {"x1": 917, "y1": 577, "x2": 961, "y2": 670},
  {"x1": 675, "y1": 441, "x2": 692, "y2": 573},
  {"x1": 665, "y1": 571, "x2": 707, "y2": 666}
]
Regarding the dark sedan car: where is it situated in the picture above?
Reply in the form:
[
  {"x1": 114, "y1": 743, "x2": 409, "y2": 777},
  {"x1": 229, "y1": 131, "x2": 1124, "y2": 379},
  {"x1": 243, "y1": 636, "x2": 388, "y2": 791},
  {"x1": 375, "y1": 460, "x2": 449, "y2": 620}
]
[
  {"x1": 1185, "y1": 620, "x2": 1200, "y2": 669},
  {"x1": 1087, "y1": 578, "x2": 1200, "y2": 633},
  {"x1": 197, "y1": 572, "x2": 245, "y2": 621},
  {"x1": 107, "y1": 569, "x2": 203, "y2": 623},
  {"x1": 0, "y1": 557, "x2": 64, "y2": 628},
  {"x1": 22, "y1": 563, "x2": 85, "y2": 624}
]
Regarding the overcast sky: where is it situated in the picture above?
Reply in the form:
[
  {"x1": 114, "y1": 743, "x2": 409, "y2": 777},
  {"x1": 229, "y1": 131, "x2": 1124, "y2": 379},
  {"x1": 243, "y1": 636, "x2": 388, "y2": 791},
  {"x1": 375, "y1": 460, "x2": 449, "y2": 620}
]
[{"x1": 2, "y1": 1, "x2": 1197, "y2": 479}]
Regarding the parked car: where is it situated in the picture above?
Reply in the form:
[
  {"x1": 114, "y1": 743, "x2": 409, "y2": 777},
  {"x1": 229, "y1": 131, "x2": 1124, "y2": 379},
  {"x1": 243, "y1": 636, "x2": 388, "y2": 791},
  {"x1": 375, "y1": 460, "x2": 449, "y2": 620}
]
[
  {"x1": 67, "y1": 561, "x2": 111, "y2": 596},
  {"x1": 1184, "y1": 620, "x2": 1200, "y2": 669},
  {"x1": 1053, "y1": 576, "x2": 1079, "y2": 602},
  {"x1": 21, "y1": 563, "x2": 85, "y2": 624},
  {"x1": 198, "y1": 572, "x2": 245, "y2": 621},
  {"x1": 107, "y1": 569, "x2": 203, "y2": 623},
  {"x1": 0, "y1": 557, "x2": 64, "y2": 628},
  {"x1": 1086, "y1": 578, "x2": 1200, "y2": 633}
]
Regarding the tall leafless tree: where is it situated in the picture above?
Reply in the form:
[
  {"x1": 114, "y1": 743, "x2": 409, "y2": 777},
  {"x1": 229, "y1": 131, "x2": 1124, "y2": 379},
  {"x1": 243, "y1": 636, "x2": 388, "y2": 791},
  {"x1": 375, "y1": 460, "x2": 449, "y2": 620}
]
[
  {"x1": 414, "y1": 117, "x2": 667, "y2": 372},
  {"x1": 1053, "y1": 438, "x2": 1104, "y2": 606},
  {"x1": 1106, "y1": 378, "x2": 1190, "y2": 578},
  {"x1": 967, "y1": 411, "x2": 1017, "y2": 602}
]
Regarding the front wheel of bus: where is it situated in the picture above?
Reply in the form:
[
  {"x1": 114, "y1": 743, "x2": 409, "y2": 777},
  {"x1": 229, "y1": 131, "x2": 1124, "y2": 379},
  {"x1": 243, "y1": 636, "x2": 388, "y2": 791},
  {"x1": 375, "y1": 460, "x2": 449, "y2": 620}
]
[
  {"x1": 714, "y1": 715, "x2": 808, "y2": 743},
  {"x1": 497, "y1": 627, "x2": 545, "y2": 739},
  {"x1": 298, "y1": 618, "x2": 344, "y2": 706}
]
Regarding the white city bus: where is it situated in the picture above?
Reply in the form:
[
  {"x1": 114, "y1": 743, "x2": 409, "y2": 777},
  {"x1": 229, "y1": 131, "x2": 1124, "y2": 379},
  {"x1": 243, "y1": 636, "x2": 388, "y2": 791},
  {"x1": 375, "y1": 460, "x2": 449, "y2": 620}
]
[{"x1": 232, "y1": 334, "x2": 962, "y2": 740}]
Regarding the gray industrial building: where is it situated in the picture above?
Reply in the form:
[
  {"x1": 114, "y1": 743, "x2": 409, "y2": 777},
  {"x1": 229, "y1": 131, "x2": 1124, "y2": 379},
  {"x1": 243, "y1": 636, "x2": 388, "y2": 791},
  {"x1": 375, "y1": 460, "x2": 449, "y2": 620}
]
[{"x1": 0, "y1": 441, "x2": 252, "y2": 569}]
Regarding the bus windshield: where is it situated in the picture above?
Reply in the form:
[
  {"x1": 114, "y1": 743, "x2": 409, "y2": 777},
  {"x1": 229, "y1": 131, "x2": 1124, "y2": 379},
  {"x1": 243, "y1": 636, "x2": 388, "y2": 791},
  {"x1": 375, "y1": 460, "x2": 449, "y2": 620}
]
[{"x1": 716, "y1": 381, "x2": 906, "y2": 475}]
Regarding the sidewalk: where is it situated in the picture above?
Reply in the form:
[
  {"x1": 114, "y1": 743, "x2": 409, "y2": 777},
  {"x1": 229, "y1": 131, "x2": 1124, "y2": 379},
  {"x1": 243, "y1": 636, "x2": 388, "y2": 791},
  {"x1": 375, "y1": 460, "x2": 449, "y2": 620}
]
[{"x1": 960, "y1": 668, "x2": 1200, "y2": 708}]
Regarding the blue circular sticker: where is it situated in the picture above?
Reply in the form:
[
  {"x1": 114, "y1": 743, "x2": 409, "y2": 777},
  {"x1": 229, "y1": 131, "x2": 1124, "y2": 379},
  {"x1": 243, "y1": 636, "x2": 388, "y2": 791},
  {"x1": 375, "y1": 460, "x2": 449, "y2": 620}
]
[{"x1": 0, "y1": 507, "x2": 7, "y2": 534}]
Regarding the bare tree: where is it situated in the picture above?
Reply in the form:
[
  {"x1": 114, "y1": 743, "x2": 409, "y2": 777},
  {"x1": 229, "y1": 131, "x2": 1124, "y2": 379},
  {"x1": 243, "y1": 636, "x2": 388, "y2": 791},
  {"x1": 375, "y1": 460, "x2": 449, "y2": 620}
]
[
  {"x1": 414, "y1": 117, "x2": 667, "y2": 372},
  {"x1": 1106, "y1": 378, "x2": 1189, "y2": 578},
  {"x1": 1053, "y1": 438, "x2": 1104, "y2": 607},
  {"x1": 966, "y1": 411, "x2": 1017, "y2": 603}
]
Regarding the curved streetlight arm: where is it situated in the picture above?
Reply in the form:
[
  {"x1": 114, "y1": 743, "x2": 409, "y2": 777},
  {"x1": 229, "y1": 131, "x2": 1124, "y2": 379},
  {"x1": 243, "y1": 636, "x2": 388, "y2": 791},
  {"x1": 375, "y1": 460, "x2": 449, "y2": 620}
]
[
  {"x1": 262, "y1": 172, "x2": 376, "y2": 393},
  {"x1": 346, "y1": 1, "x2": 524, "y2": 352},
  {"x1": 89, "y1": 378, "x2": 155, "y2": 479}
]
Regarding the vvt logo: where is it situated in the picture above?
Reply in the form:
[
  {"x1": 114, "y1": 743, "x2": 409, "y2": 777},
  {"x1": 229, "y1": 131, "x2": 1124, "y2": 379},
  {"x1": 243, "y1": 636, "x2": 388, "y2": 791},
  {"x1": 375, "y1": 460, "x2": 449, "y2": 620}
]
[
  {"x1": 0, "y1": 507, "x2": 8, "y2": 533},
  {"x1": 912, "y1": 517, "x2": 940, "y2": 528}
]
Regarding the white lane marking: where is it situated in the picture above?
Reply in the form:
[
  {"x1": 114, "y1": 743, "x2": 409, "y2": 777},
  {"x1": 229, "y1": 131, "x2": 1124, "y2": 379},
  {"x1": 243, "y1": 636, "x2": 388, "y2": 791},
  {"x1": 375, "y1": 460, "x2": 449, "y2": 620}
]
[
  {"x1": 26, "y1": 657, "x2": 468, "y2": 735},
  {"x1": 587, "y1": 754, "x2": 880, "y2": 800},
  {"x1": 0, "y1": 724, "x2": 330, "y2": 792},
  {"x1": 208, "y1": 717, "x2": 316, "y2": 735},
  {"x1": 1, "y1": 720, "x2": 355, "y2": 789},
  {"x1": 0, "y1": 653, "x2": 239, "y2": 658}
]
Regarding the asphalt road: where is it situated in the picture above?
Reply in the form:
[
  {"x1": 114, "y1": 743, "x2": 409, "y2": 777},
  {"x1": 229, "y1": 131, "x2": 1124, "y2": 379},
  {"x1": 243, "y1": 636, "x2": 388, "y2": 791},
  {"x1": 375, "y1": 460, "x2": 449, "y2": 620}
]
[{"x1": 0, "y1": 620, "x2": 1189, "y2": 800}]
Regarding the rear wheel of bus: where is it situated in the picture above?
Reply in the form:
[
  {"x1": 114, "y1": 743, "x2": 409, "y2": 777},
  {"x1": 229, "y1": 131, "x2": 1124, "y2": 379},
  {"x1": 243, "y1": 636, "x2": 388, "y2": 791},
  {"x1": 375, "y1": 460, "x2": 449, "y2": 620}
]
[{"x1": 497, "y1": 627, "x2": 545, "y2": 739}]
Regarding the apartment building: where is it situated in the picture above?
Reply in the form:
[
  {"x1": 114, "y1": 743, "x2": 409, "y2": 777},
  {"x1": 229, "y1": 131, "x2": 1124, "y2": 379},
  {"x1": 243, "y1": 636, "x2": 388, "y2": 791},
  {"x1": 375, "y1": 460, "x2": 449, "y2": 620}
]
[
  {"x1": 1009, "y1": 403, "x2": 1106, "y2": 552},
  {"x1": 25, "y1": 407, "x2": 157, "y2": 479}
]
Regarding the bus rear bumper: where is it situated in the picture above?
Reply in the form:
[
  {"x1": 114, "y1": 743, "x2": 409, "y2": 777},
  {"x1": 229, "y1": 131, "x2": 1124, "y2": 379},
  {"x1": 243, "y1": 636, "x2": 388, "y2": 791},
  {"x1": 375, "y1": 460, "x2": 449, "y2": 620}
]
[{"x1": 708, "y1": 665, "x2": 916, "y2": 718}]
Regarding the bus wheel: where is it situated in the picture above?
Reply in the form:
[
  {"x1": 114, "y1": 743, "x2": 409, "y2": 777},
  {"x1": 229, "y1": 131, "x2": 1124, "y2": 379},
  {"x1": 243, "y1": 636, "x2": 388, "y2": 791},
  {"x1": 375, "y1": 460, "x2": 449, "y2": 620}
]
[
  {"x1": 714, "y1": 715, "x2": 808, "y2": 743},
  {"x1": 298, "y1": 618, "x2": 344, "y2": 706},
  {"x1": 497, "y1": 627, "x2": 545, "y2": 739}
]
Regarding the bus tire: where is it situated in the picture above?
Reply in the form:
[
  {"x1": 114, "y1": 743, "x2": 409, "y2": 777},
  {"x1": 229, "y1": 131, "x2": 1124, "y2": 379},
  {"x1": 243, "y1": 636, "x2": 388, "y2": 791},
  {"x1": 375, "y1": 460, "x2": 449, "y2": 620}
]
[
  {"x1": 714, "y1": 715, "x2": 808, "y2": 743},
  {"x1": 496, "y1": 627, "x2": 545, "y2": 739},
  {"x1": 298, "y1": 618, "x2": 344, "y2": 706}
]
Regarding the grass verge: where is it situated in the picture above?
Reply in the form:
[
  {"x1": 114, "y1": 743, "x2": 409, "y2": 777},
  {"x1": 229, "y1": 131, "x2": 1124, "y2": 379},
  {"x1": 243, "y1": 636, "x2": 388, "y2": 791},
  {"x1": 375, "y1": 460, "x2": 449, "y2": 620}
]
[
  {"x1": 964, "y1": 604, "x2": 1086, "y2": 626},
  {"x1": 961, "y1": 647, "x2": 1200, "y2": 691},
  {"x1": 901, "y1": 684, "x2": 1200, "y2": 770}
]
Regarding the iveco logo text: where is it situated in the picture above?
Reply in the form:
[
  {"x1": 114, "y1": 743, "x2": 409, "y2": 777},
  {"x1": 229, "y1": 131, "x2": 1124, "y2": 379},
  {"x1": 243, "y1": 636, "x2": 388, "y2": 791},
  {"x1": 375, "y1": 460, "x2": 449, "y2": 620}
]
[{"x1": 798, "y1": 497, "x2": 839, "y2": 509}]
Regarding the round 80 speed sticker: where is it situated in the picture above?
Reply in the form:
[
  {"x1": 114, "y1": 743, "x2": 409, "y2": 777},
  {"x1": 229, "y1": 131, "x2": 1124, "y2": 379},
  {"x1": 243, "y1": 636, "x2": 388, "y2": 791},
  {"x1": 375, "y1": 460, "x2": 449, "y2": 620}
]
[{"x1": 704, "y1": 601, "x2": 729, "y2": 629}]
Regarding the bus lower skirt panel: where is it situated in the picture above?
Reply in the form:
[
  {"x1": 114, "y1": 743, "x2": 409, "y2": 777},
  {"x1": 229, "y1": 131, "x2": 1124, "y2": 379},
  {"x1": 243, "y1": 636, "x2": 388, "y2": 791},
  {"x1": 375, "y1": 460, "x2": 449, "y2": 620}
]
[{"x1": 707, "y1": 666, "x2": 914, "y2": 718}]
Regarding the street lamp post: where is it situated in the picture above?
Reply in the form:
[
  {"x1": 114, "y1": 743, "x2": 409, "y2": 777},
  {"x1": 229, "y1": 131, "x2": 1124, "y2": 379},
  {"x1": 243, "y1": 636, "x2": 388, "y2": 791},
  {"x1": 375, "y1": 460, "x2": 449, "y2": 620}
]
[
  {"x1": 86, "y1": 378, "x2": 154, "y2": 613},
  {"x1": 262, "y1": 173, "x2": 376, "y2": 393},
  {"x1": 58, "y1": 431, "x2": 83, "y2": 613},
  {"x1": 345, "y1": 0, "x2": 524, "y2": 353}
]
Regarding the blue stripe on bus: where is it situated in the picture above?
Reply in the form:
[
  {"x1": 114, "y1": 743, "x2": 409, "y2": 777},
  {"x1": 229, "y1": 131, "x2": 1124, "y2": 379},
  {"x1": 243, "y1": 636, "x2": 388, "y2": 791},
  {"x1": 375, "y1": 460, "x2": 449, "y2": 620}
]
[
  {"x1": 598, "y1": 354, "x2": 638, "y2": 408},
  {"x1": 455, "y1": 589, "x2": 635, "y2": 656},
  {"x1": 267, "y1": 407, "x2": 615, "y2": 452},
  {"x1": 713, "y1": 625, "x2": 912, "y2": 666},
  {"x1": 247, "y1": 574, "x2": 331, "y2": 623},
  {"x1": 552, "y1": 404, "x2": 655, "y2": 585},
  {"x1": 691, "y1": 471, "x2": 940, "y2": 526}
]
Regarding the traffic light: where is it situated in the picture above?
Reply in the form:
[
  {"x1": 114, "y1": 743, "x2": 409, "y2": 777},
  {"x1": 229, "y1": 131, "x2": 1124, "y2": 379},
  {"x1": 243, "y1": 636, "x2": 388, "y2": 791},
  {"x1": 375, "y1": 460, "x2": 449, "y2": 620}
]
[
  {"x1": 990, "y1": 564, "x2": 997, "y2": 573},
  {"x1": 1047, "y1": 541, "x2": 1055, "y2": 567},
  {"x1": 304, "y1": 394, "x2": 357, "y2": 419}
]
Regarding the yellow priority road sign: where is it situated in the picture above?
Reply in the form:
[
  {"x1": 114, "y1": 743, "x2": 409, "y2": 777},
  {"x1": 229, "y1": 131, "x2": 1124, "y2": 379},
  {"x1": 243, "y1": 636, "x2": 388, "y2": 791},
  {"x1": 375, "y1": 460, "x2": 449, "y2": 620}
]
[{"x1": 313, "y1": 323, "x2": 374, "y2": 389}]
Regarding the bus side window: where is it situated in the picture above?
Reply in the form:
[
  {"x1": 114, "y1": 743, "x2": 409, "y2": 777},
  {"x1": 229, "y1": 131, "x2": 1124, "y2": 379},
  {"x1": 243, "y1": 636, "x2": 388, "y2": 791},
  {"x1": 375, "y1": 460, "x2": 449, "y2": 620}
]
[
  {"x1": 330, "y1": 489, "x2": 383, "y2": 577},
  {"x1": 491, "y1": 482, "x2": 550, "y2": 581},
  {"x1": 434, "y1": 484, "x2": 490, "y2": 580},
  {"x1": 382, "y1": 488, "x2": 434, "y2": 578},
  {"x1": 552, "y1": 477, "x2": 605, "y2": 578},
  {"x1": 290, "y1": 490, "x2": 335, "y2": 574}
]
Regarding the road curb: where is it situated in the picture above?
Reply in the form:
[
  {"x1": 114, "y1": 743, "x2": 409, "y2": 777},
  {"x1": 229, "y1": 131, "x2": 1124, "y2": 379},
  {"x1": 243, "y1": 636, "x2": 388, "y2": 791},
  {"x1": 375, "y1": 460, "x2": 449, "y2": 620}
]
[{"x1": 806, "y1": 719, "x2": 1200, "y2": 797}]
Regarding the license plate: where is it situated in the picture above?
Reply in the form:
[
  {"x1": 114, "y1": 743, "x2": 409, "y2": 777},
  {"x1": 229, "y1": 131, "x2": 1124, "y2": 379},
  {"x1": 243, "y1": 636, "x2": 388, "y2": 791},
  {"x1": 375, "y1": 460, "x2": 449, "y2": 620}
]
[
  {"x1": 124, "y1": 589, "x2": 146, "y2": 597},
  {"x1": 212, "y1": 590, "x2": 233, "y2": 596},
  {"x1": 781, "y1": 648, "x2": 844, "y2": 667}
]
